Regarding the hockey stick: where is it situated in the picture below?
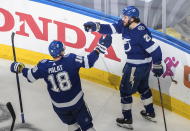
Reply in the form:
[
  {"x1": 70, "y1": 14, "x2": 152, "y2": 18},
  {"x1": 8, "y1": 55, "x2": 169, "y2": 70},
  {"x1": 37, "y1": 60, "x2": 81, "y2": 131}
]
[
  {"x1": 100, "y1": 56, "x2": 118, "y2": 90},
  {"x1": 6, "y1": 102, "x2": 16, "y2": 131},
  {"x1": 11, "y1": 32, "x2": 25, "y2": 123},
  {"x1": 100, "y1": 34, "x2": 118, "y2": 90},
  {"x1": 157, "y1": 77, "x2": 167, "y2": 131}
]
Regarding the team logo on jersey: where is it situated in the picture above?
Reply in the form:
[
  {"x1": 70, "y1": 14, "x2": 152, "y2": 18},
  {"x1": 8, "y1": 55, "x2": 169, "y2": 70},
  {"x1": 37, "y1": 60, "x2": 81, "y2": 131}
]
[
  {"x1": 122, "y1": 38, "x2": 131, "y2": 53},
  {"x1": 138, "y1": 26, "x2": 145, "y2": 30}
]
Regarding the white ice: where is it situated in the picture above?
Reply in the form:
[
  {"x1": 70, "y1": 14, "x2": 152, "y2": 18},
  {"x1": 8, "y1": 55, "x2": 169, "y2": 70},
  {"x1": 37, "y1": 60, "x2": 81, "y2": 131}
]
[{"x1": 0, "y1": 58, "x2": 190, "y2": 131}]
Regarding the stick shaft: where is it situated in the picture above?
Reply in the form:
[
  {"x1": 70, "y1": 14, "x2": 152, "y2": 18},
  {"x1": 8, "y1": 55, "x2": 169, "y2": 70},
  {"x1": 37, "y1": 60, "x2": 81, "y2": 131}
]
[
  {"x1": 11, "y1": 32, "x2": 25, "y2": 123},
  {"x1": 157, "y1": 78, "x2": 167, "y2": 131}
]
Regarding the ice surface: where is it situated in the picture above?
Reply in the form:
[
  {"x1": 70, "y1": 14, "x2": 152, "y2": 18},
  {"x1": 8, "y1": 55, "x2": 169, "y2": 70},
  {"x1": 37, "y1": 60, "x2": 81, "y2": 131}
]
[{"x1": 0, "y1": 59, "x2": 190, "y2": 131}]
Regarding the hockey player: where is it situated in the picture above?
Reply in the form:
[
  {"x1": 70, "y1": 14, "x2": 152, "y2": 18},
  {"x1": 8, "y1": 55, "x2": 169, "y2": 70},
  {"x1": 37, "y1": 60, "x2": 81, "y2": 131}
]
[
  {"x1": 83, "y1": 6, "x2": 163, "y2": 130},
  {"x1": 10, "y1": 35, "x2": 112, "y2": 131}
]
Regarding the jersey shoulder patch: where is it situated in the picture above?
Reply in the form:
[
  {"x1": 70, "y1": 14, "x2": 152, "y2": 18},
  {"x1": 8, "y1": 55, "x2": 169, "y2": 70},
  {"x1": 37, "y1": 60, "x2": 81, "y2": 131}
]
[
  {"x1": 136, "y1": 24, "x2": 152, "y2": 43},
  {"x1": 137, "y1": 25, "x2": 145, "y2": 31}
]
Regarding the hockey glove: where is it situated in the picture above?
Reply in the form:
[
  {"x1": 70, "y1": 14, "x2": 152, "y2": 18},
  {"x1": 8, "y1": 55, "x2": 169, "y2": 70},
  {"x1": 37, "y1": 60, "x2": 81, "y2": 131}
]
[
  {"x1": 152, "y1": 63, "x2": 163, "y2": 77},
  {"x1": 95, "y1": 34, "x2": 112, "y2": 54},
  {"x1": 83, "y1": 21, "x2": 100, "y2": 32},
  {"x1": 10, "y1": 62, "x2": 25, "y2": 73}
]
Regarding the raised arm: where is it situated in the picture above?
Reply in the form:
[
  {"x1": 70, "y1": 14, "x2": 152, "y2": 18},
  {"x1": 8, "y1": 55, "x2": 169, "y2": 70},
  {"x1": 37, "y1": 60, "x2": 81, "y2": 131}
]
[
  {"x1": 83, "y1": 20, "x2": 123, "y2": 34},
  {"x1": 75, "y1": 35, "x2": 112, "y2": 69}
]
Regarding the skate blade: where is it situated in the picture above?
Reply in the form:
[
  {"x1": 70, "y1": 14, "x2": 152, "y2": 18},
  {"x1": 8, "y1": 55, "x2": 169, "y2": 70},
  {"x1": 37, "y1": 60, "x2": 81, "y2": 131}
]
[
  {"x1": 142, "y1": 116, "x2": 157, "y2": 123},
  {"x1": 117, "y1": 123, "x2": 134, "y2": 130}
]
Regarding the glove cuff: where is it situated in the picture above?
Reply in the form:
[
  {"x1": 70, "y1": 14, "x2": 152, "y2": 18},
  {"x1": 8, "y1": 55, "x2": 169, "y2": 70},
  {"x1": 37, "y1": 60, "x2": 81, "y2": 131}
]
[
  {"x1": 95, "y1": 44, "x2": 107, "y2": 54},
  {"x1": 18, "y1": 63, "x2": 25, "y2": 73},
  {"x1": 153, "y1": 64, "x2": 162, "y2": 69}
]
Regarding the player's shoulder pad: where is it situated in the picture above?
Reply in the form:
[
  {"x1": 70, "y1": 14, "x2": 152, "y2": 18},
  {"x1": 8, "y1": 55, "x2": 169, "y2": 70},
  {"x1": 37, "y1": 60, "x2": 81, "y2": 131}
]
[
  {"x1": 114, "y1": 19, "x2": 123, "y2": 26},
  {"x1": 37, "y1": 59, "x2": 49, "y2": 67},
  {"x1": 137, "y1": 25, "x2": 146, "y2": 31},
  {"x1": 137, "y1": 23, "x2": 147, "y2": 32},
  {"x1": 118, "y1": 19, "x2": 123, "y2": 24},
  {"x1": 69, "y1": 53, "x2": 83, "y2": 61},
  {"x1": 64, "y1": 53, "x2": 76, "y2": 58},
  {"x1": 31, "y1": 59, "x2": 48, "y2": 73},
  {"x1": 137, "y1": 23, "x2": 147, "y2": 31},
  {"x1": 39, "y1": 59, "x2": 48, "y2": 64},
  {"x1": 137, "y1": 24, "x2": 150, "y2": 36},
  {"x1": 64, "y1": 53, "x2": 82, "y2": 64}
]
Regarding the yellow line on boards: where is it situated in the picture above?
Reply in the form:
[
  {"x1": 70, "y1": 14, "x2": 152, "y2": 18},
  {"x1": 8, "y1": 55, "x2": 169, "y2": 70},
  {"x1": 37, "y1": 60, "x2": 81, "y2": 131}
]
[{"x1": 1, "y1": 44, "x2": 190, "y2": 120}]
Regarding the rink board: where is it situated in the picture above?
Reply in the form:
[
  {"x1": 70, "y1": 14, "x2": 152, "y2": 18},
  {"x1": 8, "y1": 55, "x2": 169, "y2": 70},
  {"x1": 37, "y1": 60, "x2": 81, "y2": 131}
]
[{"x1": 0, "y1": 0, "x2": 190, "y2": 120}]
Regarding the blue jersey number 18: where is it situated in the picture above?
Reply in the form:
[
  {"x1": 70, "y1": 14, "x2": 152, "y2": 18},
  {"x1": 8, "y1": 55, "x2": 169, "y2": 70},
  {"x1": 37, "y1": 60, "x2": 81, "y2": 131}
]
[{"x1": 48, "y1": 71, "x2": 72, "y2": 92}]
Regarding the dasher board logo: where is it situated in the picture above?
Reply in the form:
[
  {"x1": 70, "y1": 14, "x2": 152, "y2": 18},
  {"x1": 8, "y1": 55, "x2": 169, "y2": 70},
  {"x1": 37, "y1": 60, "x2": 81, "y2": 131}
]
[
  {"x1": 162, "y1": 57, "x2": 179, "y2": 84},
  {"x1": 184, "y1": 65, "x2": 190, "y2": 89},
  {"x1": 0, "y1": 8, "x2": 120, "y2": 62},
  {"x1": 163, "y1": 57, "x2": 179, "y2": 78}
]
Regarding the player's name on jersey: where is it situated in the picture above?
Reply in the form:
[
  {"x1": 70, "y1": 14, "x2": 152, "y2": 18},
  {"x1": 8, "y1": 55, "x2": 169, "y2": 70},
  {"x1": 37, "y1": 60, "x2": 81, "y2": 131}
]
[{"x1": 48, "y1": 65, "x2": 63, "y2": 74}]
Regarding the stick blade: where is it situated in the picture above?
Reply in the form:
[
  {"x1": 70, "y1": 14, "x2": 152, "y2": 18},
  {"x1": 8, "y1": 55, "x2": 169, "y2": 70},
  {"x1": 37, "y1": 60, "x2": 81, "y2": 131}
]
[{"x1": 6, "y1": 102, "x2": 16, "y2": 120}]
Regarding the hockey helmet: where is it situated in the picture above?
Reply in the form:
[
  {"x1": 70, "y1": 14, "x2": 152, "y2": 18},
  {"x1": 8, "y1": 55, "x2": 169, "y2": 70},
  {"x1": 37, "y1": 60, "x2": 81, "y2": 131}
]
[
  {"x1": 122, "y1": 6, "x2": 139, "y2": 18},
  {"x1": 48, "y1": 40, "x2": 65, "y2": 58}
]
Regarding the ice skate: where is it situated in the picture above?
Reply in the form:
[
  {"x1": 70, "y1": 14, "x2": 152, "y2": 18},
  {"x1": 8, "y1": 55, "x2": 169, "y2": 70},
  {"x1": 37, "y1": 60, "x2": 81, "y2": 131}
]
[
  {"x1": 116, "y1": 118, "x2": 133, "y2": 130},
  {"x1": 140, "y1": 110, "x2": 157, "y2": 123}
]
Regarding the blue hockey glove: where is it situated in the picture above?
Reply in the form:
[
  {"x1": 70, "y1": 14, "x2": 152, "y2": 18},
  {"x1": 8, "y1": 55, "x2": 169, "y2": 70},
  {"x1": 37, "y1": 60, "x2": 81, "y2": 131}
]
[
  {"x1": 95, "y1": 34, "x2": 112, "y2": 54},
  {"x1": 152, "y1": 63, "x2": 163, "y2": 77},
  {"x1": 83, "y1": 21, "x2": 100, "y2": 32},
  {"x1": 10, "y1": 62, "x2": 25, "y2": 73}
]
